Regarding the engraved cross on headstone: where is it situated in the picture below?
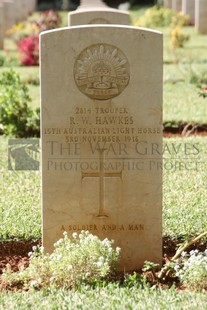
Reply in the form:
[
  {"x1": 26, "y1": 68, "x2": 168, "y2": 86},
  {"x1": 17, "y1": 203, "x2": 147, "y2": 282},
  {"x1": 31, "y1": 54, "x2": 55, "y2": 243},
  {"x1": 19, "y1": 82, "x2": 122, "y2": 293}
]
[{"x1": 81, "y1": 148, "x2": 122, "y2": 218}]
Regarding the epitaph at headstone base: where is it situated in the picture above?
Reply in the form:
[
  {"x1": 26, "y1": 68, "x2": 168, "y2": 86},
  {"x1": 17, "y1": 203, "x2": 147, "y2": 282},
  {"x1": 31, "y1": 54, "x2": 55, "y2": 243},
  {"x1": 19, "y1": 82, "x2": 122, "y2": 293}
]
[{"x1": 41, "y1": 25, "x2": 163, "y2": 271}]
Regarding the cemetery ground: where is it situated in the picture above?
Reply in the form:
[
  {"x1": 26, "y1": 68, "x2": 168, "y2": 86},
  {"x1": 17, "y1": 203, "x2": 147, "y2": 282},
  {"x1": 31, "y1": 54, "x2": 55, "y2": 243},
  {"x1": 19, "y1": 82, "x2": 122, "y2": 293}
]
[{"x1": 0, "y1": 6, "x2": 207, "y2": 309}]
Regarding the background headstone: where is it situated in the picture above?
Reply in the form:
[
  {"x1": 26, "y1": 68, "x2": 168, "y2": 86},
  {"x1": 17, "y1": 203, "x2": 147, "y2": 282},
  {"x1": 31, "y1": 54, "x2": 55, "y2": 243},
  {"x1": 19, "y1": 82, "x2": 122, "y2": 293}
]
[
  {"x1": 0, "y1": 3, "x2": 4, "y2": 49},
  {"x1": 164, "y1": 0, "x2": 172, "y2": 8},
  {"x1": 69, "y1": 0, "x2": 131, "y2": 26},
  {"x1": 28, "y1": 0, "x2": 37, "y2": 13},
  {"x1": 195, "y1": 0, "x2": 207, "y2": 34},
  {"x1": 41, "y1": 25, "x2": 163, "y2": 271},
  {"x1": 14, "y1": 0, "x2": 23, "y2": 23},
  {"x1": 22, "y1": 0, "x2": 29, "y2": 20},
  {"x1": 3, "y1": 0, "x2": 15, "y2": 34},
  {"x1": 172, "y1": 0, "x2": 182, "y2": 11},
  {"x1": 182, "y1": 0, "x2": 195, "y2": 24}
]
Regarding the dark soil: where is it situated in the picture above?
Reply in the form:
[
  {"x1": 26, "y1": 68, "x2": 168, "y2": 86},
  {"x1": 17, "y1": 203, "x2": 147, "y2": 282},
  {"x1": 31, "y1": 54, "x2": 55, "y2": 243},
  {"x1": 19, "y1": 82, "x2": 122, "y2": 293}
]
[
  {"x1": 0, "y1": 240, "x2": 40, "y2": 275},
  {"x1": 163, "y1": 123, "x2": 207, "y2": 137},
  {"x1": 0, "y1": 239, "x2": 176, "y2": 276}
]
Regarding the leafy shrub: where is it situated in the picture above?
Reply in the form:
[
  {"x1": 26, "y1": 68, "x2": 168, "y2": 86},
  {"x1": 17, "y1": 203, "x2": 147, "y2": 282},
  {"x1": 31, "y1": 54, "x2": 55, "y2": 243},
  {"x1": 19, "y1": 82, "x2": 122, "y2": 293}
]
[
  {"x1": 197, "y1": 85, "x2": 207, "y2": 98},
  {"x1": 123, "y1": 272, "x2": 147, "y2": 289},
  {"x1": 0, "y1": 69, "x2": 39, "y2": 137},
  {"x1": 169, "y1": 26, "x2": 190, "y2": 49},
  {"x1": 0, "y1": 54, "x2": 6, "y2": 67},
  {"x1": 7, "y1": 22, "x2": 39, "y2": 42},
  {"x1": 188, "y1": 70, "x2": 207, "y2": 84},
  {"x1": 134, "y1": 6, "x2": 189, "y2": 28},
  {"x1": 33, "y1": 10, "x2": 61, "y2": 32},
  {"x1": 1, "y1": 231, "x2": 121, "y2": 290},
  {"x1": 174, "y1": 250, "x2": 207, "y2": 290},
  {"x1": 171, "y1": 11, "x2": 190, "y2": 27},
  {"x1": 18, "y1": 35, "x2": 39, "y2": 66},
  {"x1": 0, "y1": 51, "x2": 19, "y2": 67},
  {"x1": 8, "y1": 10, "x2": 61, "y2": 66}
]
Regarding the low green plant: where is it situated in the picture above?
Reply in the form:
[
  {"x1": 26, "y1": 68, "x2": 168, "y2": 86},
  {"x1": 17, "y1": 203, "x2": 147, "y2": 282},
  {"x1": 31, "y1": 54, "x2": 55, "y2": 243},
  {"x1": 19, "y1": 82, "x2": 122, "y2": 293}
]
[
  {"x1": 123, "y1": 272, "x2": 147, "y2": 289},
  {"x1": 1, "y1": 231, "x2": 121, "y2": 290},
  {"x1": 0, "y1": 54, "x2": 6, "y2": 67},
  {"x1": 23, "y1": 75, "x2": 40, "y2": 86},
  {"x1": 0, "y1": 52, "x2": 19, "y2": 67},
  {"x1": 197, "y1": 85, "x2": 207, "y2": 98},
  {"x1": 189, "y1": 71, "x2": 207, "y2": 84},
  {"x1": 134, "y1": 6, "x2": 189, "y2": 28},
  {"x1": 174, "y1": 249, "x2": 207, "y2": 290},
  {"x1": 0, "y1": 69, "x2": 39, "y2": 137}
]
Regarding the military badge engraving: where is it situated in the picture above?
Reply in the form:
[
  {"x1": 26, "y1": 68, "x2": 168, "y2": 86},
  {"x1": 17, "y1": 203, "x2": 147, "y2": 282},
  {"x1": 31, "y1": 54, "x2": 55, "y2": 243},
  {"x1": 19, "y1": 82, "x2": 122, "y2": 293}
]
[{"x1": 74, "y1": 44, "x2": 130, "y2": 100}]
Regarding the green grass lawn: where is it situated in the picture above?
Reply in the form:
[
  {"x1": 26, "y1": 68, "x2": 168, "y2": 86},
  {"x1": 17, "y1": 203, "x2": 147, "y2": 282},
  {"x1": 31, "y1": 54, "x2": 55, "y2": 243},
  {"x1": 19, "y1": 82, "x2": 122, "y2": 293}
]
[{"x1": 1, "y1": 285, "x2": 207, "y2": 309}]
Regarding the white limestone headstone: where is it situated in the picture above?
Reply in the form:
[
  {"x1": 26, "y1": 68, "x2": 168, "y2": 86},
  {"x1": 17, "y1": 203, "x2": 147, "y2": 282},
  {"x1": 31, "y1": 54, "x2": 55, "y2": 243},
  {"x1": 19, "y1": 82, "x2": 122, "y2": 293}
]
[{"x1": 40, "y1": 24, "x2": 163, "y2": 271}]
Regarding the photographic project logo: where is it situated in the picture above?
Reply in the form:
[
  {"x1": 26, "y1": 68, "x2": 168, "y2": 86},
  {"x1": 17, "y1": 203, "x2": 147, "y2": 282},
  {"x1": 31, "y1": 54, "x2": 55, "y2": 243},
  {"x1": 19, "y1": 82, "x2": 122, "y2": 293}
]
[{"x1": 8, "y1": 139, "x2": 39, "y2": 171}]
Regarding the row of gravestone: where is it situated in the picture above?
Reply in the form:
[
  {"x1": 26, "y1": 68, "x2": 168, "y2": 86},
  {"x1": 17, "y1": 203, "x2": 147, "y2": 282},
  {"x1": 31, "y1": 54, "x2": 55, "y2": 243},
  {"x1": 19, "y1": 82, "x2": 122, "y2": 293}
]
[
  {"x1": 0, "y1": 0, "x2": 37, "y2": 49},
  {"x1": 41, "y1": 0, "x2": 162, "y2": 271},
  {"x1": 163, "y1": 0, "x2": 207, "y2": 34}
]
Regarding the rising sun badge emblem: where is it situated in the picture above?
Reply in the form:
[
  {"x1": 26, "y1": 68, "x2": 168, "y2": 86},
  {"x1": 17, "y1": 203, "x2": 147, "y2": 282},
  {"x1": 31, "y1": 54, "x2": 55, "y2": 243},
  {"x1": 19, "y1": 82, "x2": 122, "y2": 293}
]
[{"x1": 74, "y1": 44, "x2": 130, "y2": 100}]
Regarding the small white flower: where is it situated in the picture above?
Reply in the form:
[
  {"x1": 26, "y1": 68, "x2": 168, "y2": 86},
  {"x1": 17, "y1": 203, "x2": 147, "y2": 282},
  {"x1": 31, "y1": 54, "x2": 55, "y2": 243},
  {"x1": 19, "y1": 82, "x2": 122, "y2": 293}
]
[
  {"x1": 55, "y1": 239, "x2": 63, "y2": 247},
  {"x1": 19, "y1": 265, "x2": 25, "y2": 272},
  {"x1": 102, "y1": 238, "x2": 110, "y2": 246},
  {"x1": 85, "y1": 272, "x2": 90, "y2": 278},
  {"x1": 181, "y1": 251, "x2": 187, "y2": 257},
  {"x1": 63, "y1": 231, "x2": 68, "y2": 237},
  {"x1": 72, "y1": 232, "x2": 78, "y2": 239},
  {"x1": 56, "y1": 254, "x2": 62, "y2": 261},
  {"x1": 99, "y1": 256, "x2": 104, "y2": 262},
  {"x1": 116, "y1": 247, "x2": 121, "y2": 254},
  {"x1": 96, "y1": 261, "x2": 103, "y2": 268},
  {"x1": 30, "y1": 280, "x2": 38, "y2": 288}
]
